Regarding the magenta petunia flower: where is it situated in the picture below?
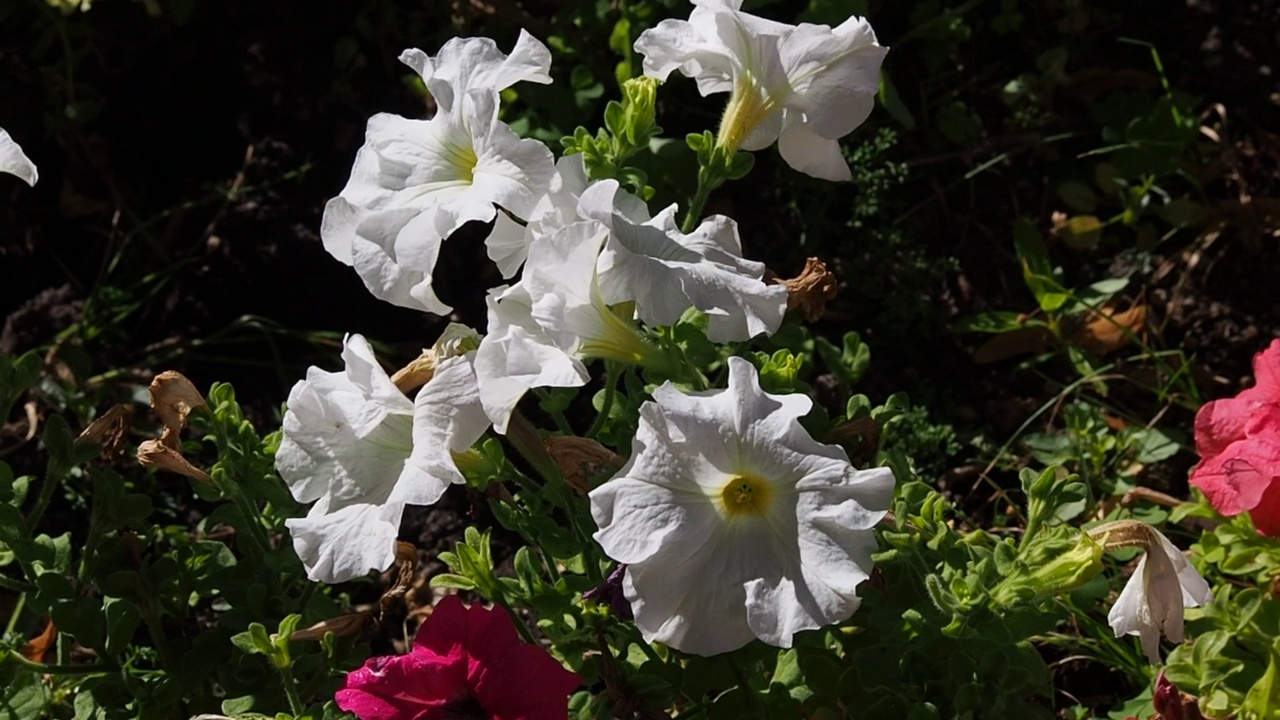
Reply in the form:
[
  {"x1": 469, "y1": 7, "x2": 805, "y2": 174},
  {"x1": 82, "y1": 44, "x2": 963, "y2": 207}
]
[
  {"x1": 1190, "y1": 339, "x2": 1280, "y2": 536},
  {"x1": 336, "y1": 595, "x2": 581, "y2": 720}
]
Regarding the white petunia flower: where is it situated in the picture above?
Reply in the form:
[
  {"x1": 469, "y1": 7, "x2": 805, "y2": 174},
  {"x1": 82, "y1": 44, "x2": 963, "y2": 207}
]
[
  {"x1": 0, "y1": 128, "x2": 38, "y2": 187},
  {"x1": 484, "y1": 154, "x2": 650, "y2": 278},
  {"x1": 278, "y1": 333, "x2": 489, "y2": 582},
  {"x1": 635, "y1": 0, "x2": 887, "y2": 181},
  {"x1": 589, "y1": 356, "x2": 894, "y2": 655},
  {"x1": 581, "y1": 180, "x2": 788, "y2": 342},
  {"x1": 474, "y1": 219, "x2": 663, "y2": 433},
  {"x1": 1096, "y1": 523, "x2": 1213, "y2": 664},
  {"x1": 473, "y1": 283, "x2": 590, "y2": 434},
  {"x1": 322, "y1": 34, "x2": 556, "y2": 312}
]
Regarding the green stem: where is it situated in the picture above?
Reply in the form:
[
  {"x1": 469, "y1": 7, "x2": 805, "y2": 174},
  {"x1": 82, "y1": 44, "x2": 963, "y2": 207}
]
[
  {"x1": 585, "y1": 361, "x2": 621, "y2": 439},
  {"x1": 506, "y1": 411, "x2": 562, "y2": 486},
  {"x1": 143, "y1": 611, "x2": 177, "y2": 672},
  {"x1": 725, "y1": 655, "x2": 765, "y2": 717},
  {"x1": 0, "y1": 573, "x2": 34, "y2": 593},
  {"x1": 5, "y1": 652, "x2": 113, "y2": 676},
  {"x1": 276, "y1": 663, "x2": 305, "y2": 716},
  {"x1": 25, "y1": 468, "x2": 64, "y2": 531},
  {"x1": 5, "y1": 593, "x2": 25, "y2": 635},
  {"x1": 681, "y1": 174, "x2": 717, "y2": 233},
  {"x1": 496, "y1": 598, "x2": 539, "y2": 646}
]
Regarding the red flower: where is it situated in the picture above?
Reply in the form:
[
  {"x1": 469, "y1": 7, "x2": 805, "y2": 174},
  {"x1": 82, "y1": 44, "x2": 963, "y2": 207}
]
[
  {"x1": 336, "y1": 595, "x2": 581, "y2": 720},
  {"x1": 1190, "y1": 339, "x2": 1280, "y2": 536}
]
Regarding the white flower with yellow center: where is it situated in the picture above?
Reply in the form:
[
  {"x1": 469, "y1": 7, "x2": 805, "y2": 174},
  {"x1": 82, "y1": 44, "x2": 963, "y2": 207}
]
[
  {"x1": 635, "y1": 0, "x2": 887, "y2": 181},
  {"x1": 0, "y1": 128, "x2": 37, "y2": 187},
  {"x1": 579, "y1": 180, "x2": 788, "y2": 342},
  {"x1": 277, "y1": 333, "x2": 489, "y2": 582},
  {"x1": 589, "y1": 357, "x2": 894, "y2": 655},
  {"x1": 322, "y1": 33, "x2": 556, "y2": 313},
  {"x1": 474, "y1": 219, "x2": 665, "y2": 433}
]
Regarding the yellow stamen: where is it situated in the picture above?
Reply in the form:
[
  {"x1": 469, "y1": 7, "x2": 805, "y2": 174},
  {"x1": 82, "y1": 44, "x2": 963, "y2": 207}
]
[{"x1": 719, "y1": 474, "x2": 774, "y2": 518}]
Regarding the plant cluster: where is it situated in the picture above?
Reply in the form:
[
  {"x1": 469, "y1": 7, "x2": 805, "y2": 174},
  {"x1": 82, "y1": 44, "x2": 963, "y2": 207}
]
[{"x1": 2, "y1": 1, "x2": 1279, "y2": 720}]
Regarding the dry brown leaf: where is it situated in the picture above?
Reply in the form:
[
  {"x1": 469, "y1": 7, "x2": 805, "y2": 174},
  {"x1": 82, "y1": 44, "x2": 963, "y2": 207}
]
[
  {"x1": 1069, "y1": 305, "x2": 1147, "y2": 356},
  {"x1": 137, "y1": 438, "x2": 213, "y2": 483},
  {"x1": 22, "y1": 617, "x2": 57, "y2": 662},
  {"x1": 972, "y1": 326, "x2": 1057, "y2": 364}
]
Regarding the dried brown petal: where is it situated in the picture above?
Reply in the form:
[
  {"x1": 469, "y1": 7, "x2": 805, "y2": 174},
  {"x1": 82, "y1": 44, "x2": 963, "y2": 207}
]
[
  {"x1": 291, "y1": 612, "x2": 375, "y2": 642},
  {"x1": 149, "y1": 371, "x2": 206, "y2": 449},
  {"x1": 545, "y1": 436, "x2": 624, "y2": 495},
  {"x1": 78, "y1": 404, "x2": 134, "y2": 461},
  {"x1": 21, "y1": 617, "x2": 56, "y2": 662},
  {"x1": 380, "y1": 542, "x2": 420, "y2": 621},
  {"x1": 776, "y1": 257, "x2": 838, "y2": 323},
  {"x1": 137, "y1": 438, "x2": 212, "y2": 483},
  {"x1": 822, "y1": 416, "x2": 881, "y2": 465},
  {"x1": 391, "y1": 350, "x2": 438, "y2": 394}
]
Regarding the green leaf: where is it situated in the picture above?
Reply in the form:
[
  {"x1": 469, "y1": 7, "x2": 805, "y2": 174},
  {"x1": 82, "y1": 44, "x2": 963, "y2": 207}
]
[{"x1": 0, "y1": 665, "x2": 50, "y2": 720}]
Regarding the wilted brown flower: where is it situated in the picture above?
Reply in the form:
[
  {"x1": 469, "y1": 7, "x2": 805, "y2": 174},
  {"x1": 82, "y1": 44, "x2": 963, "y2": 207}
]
[
  {"x1": 545, "y1": 436, "x2": 624, "y2": 494},
  {"x1": 137, "y1": 438, "x2": 212, "y2": 483},
  {"x1": 775, "y1": 257, "x2": 838, "y2": 322},
  {"x1": 78, "y1": 404, "x2": 134, "y2": 461},
  {"x1": 149, "y1": 371, "x2": 206, "y2": 449}
]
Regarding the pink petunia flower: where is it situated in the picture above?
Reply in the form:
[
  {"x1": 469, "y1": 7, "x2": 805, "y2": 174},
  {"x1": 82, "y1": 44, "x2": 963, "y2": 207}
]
[
  {"x1": 1190, "y1": 339, "x2": 1280, "y2": 536},
  {"x1": 336, "y1": 595, "x2": 581, "y2": 720}
]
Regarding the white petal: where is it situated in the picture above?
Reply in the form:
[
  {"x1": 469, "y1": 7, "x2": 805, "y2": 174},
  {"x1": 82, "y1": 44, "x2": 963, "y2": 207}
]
[
  {"x1": 395, "y1": 355, "x2": 489, "y2": 506},
  {"x1": 777, "y1": 121, "x2": 852, "y2": 182},
  {"x1": 285, "y1": 499, "x2": 403, "y2": 583},
  {"x1": 597, "y1": 211, "x2": 787, "y2": 341},
  {"x1": 634, "y1": 17, "x2": 735, "y2": 93},
  {"x1": 468, "y1": 91, "x2": 556, "y2": 220},
  {"x1": 399, "y1": 30, "x2": 552, "y2": 114},
  {"x1": 474, "y1": 285, "x2": 588, "y2": 433},
  {"x1": 0, "y1": 128, "x2": 38, "y2": 187},
  {"x1": 779, "y1": 19, "x2": 886, "y2": 140},
  {"x1": 350, "y1": 209, "x2": 452, "y2": 315},
  {"x1": 484, "y1": 210, "x2": 530, "y2": 279}
]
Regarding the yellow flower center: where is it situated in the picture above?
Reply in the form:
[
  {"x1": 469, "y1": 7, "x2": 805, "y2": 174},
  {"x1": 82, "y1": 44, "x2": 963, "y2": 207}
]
[
  {"x1": 715, "y1": 75, "x2": 779, "y2": 154},
  {"x1": 444, "y1": 141, "x2": 478, "y2": 184},
  {"x1": 719, "y1": 474, "x2": 774, "y2": 518}
]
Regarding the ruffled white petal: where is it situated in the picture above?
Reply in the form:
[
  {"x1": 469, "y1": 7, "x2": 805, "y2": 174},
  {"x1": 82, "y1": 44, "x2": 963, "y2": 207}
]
[
  {"x1": 322, "y1": 42, "x2": 555, "y2": 310},
  {"x1": 0, "y1": 128, "x2": 38, "y2": 187},
  {"x1": 350, "y1": 209, "x2": 451, "y2": 314},
  {"x1": 285, "y1": 499, "x2": 403, "y2": 583},
  {"x1": 590, "y1": 357, "x2": 893, "y2": 654},
  {"x1": 399, "y1": 30, "x2": 553, "y2": 114},
  {"x1": 474, "y1": 285, "x2": 589, "y2": 434},
  {"x1": 397, "y1": 354, "x2": 490, "y2": 505},
  {"x1": 593, "y1": 203, "x2": 787, "y2": 342}
]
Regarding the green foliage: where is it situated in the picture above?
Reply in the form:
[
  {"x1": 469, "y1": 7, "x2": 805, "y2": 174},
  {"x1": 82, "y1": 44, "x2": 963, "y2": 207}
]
[{"x1": 0, "y1": 363, "x2": 358, "y2": 719}]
